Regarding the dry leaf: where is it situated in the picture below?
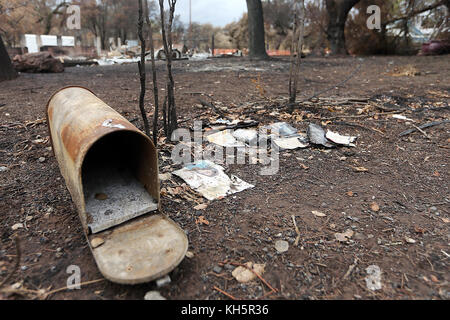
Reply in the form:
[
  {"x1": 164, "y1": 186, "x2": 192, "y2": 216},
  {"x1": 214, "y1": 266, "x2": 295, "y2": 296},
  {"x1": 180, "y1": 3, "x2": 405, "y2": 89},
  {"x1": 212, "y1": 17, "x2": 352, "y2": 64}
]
[
  {"x1": 414, "y1": 226, "x2": 426, "y2": 234},
  {"x1": 353, "y1": 166, "x2": 369, "y2": 172},
  {"x1": 441, "y1": 217, "x2": 450, "y2": 223},
  {"x1": 312, "y1": 210, "x2": 326, "y2": 217},
  {"x1": 370, "y1": 202, "x2": 380, "y2": 212},
  {"x1": 335, "y1": 230, "x2": 354, "y2": 242},
  {"x1": 194, "y1": 203, "x2": 208, "y2": 210},
  {"x1": 430, "y1": 275, "x2": 439, "y2": 283},
  {"x1": 298, "y1": 163, "x2": 309, "y2": 170},
  {"x1": 196, "y1": 216, "x2": 210, "y2": 225},
  {"x1": 433, "y1": 171, "x2": 440, "y2": 177},
  {"x1": 346, "y1": 191, "x2": 354, "y2": 197}
]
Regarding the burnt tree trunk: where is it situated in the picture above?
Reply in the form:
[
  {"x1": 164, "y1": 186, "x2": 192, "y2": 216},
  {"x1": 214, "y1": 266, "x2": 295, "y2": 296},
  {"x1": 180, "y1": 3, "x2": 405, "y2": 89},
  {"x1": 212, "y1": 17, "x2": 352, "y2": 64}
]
[
  {"x1": 325, "y1": 0, "x2": 360, "y2": 55},
  {"x1": 246, "y1": 0, "x2": 269, "y2": 59},
  {"x1": 0, "y1": 35, "x2": 18, "y2": 82}
]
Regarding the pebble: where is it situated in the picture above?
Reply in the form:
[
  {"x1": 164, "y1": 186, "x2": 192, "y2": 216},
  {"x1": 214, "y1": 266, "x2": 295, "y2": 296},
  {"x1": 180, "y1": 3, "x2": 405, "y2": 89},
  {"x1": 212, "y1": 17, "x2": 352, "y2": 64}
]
[
  {"x1": 213, "y1": 266, "x2": 223, "y2": 274},
  {"x1": 144, "y1": 291, "x2": 166, "y2": 300},
  {"x1": 224, "y1": 264, "x2": 234, "y2": 271},
  {"x1": 21, "y1": 266, "x2": 28, "y2": 271},
  {"x1": 0, "y1": 166, "x2": 8, "y2": 172},
  {"x1": 38, "y1": 157, "x2": 46, "y2": 163},
  {"x1": 185, "y1": 251, "x2": 194, "y2": 259},
  {"x1": 156, "y1": 275, "x2": 171, "y2": 288},
  {"x1": 275, "y1": 240, "x2": 289, "y2": 253},
  {"x1": 11, "y1": 223, "x2": 24, "y2": 231}
]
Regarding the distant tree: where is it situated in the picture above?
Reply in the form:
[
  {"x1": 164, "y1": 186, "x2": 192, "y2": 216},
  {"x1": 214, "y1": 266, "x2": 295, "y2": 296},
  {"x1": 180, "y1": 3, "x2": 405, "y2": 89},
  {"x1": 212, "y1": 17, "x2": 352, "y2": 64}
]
[
  {"x1": 0, "y1": 35, "x2": 18, "y2": 82},
  {"x1": 325, "y1": 0, "x2": 360, "y2": 54},
  {"x1": 246, "y1": 0, "x2": 269, "y2": 58}
]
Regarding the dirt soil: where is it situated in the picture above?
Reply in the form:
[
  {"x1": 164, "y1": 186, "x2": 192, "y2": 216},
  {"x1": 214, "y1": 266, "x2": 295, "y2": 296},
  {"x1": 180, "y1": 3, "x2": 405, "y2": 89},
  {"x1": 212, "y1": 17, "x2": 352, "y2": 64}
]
[{"x1": 0, "y1": 55, "x2": 449, "y2": 300}]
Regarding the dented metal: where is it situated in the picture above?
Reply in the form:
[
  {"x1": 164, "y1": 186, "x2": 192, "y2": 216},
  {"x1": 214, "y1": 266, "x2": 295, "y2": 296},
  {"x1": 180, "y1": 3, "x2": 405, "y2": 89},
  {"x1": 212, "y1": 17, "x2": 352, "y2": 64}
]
[{"x1": 46, "y1": 86, "x2": 160, "y2": 234}]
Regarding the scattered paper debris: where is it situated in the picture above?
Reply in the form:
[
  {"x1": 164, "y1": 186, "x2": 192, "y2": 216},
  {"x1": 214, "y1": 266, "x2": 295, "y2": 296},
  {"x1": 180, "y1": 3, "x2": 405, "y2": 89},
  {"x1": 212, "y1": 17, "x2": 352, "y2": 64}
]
[
  {"x1": 173, "y1": 160, "x2": 254, "y2": 201},
  {"x1": 326, "y1": 131, "x2": 357, "y2": 147},
  {"x1": 392, "y1": 114, "x2": 414, "y2": 122},
  {"x1": 265, "y1": 122, "x2": 299, "y2": 137},
  {"x1": 307, "y1": 123, "x2": 335, "y2": 148},
  {"x1": 232, "y1": 129, "x2": 259, "y2": 146},
  {"x1": 273, "y1": 136, "x2": 309, "y2": 150},
  {"x1": 206, "y1": 130, "x2": 246, "y2": 148}
]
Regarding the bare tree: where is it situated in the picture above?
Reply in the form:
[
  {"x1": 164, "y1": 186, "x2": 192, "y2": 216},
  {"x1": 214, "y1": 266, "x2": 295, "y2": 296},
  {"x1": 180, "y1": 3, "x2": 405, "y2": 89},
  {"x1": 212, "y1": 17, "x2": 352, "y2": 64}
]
[
  {"x1": 137, "y1": 0, "x2": 150, "y2": 137},
  {"x1": 159, "y1": 0, "x2": 178, "y2": 138},
  {"x1": 144, "y1": 0, "x2": 160, "y2": 145},
  {"x1": 325, "y1": 0, "x2": 360, "y2": 55},
  {"x1": 0, "y1": 35, "x2": 17, "y2": 82},
  {"x1": 289, "y1": 0, "x2": 305, "y2": 106},
  {"x1": 246, "y1": 0, "x2": 269, "y2": 59}
]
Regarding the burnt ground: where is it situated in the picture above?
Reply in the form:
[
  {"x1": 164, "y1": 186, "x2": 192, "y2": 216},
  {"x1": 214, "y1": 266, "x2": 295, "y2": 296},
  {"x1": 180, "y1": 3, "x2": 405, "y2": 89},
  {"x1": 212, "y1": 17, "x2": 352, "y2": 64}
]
[{"x1": 0, "y1": 55, "x2": 449, "y2": 300}]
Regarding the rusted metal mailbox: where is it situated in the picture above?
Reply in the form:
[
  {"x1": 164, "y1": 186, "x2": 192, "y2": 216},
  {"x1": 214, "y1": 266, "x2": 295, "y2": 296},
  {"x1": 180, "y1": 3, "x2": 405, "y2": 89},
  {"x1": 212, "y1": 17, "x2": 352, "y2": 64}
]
[{"x1": 47, "y1": 86, "x2": 187, "y2": 284}]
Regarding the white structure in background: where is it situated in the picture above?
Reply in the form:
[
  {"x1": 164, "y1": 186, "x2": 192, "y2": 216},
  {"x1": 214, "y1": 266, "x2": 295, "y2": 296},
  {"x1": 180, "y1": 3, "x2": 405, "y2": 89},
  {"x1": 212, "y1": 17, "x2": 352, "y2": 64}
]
[
  {"x1": 40, "y1": 35, "x2": 58, "y2": 46},
  {"x1": 23, "y1": 34, "x2": 75, "y2": 53},
  {"x1": 61, "y1": 36, "x2": 75, "y2": 47},
  {"x1": 24, "y1": 34, "x2": 39, "y2": 53}
]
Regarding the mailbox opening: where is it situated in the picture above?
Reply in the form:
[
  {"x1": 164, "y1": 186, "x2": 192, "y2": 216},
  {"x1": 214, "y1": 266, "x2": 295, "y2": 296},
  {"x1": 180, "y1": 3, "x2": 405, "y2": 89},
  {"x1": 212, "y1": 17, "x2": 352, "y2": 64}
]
[{"x1": 82, "y1": 131, "x2": 158, "y2": 234}]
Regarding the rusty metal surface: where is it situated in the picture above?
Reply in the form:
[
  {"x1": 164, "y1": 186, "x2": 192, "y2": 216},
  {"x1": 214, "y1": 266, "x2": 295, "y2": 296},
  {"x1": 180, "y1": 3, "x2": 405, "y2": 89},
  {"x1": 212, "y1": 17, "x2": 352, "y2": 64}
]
[
  {"x1": 46, "y1": 86, "x2": 160, "y2": 233},
  {"x1": 90, "y1": 214, "x2": 188, "y2": 285}
]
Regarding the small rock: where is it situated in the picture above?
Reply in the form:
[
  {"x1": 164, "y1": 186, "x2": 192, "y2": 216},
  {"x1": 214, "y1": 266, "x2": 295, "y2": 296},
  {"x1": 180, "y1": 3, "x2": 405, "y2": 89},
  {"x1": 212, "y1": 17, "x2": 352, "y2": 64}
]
[
  {"x1": 11, "y1": 223, "x2": 24, "y2": 231},
  {"x1": 224, "y1": 264, "x2": 234, "y2": 271},
  {"x1": 405, "y1": 236, "x2": 416, "y2": 244},
  {"x1": 185, "y1": 251, "x2": 194, "y2": 259},
  {"x1": 430, "y1": 206, "x2": 437, "y2": 212},
  {"x1": 275, "y1": 240, "x2": 289, "y2": 253},
  {"x1": 90, "y1": 238, "x2": 105, "y2": 248},
  {"x1": 21, "y1": 266, "x2": 28, "y2": 271},
  {"x1": 38, "y1": 157, "x2": 46, "y2": 163},
  {"x1": 213, "y1": 266, "x2": 223, "y2": 274},
  {"x1": 156, "y1": 275, "x2": 171, "y2": 288},
  {"x1": 0, "y1": 166, "x2": 8, "y2": 172},
  {"x1": 144, "y1": 291, "x2": 166, "y2": 300}
]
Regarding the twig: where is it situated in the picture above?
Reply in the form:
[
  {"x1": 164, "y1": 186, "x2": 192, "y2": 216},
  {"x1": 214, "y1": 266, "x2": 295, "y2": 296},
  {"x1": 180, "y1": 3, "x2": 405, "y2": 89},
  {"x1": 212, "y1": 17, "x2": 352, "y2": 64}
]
[
  {"x1": 399, "y1": 120, "x2": 449, "y2": 137},
  {"x1": 299, "y1": 62, "x2": 363, "y2": 103},
  {"x1": 198, "y1": 98, "x2": 228, "y2": 119},
  {"x1": 137, "y1": 0, "x2": 150, "y2": 137},
  {"x1": 291, "y1": 215, "x2": 301, "y2": 246},
  {"x1": 321, "y1": 110, "x2": 404, "y2": 121},
  {"x1": 411, "y1": 124, "x2": 430, "y2": 139},
  {"x1": 43, "y1": 278, "x2": 105, "y2": 298},
  {"x1": 213, "y1": 286, "x2": 239, "y2": 300},
  {"x1": 227, "y1": 262, "x2": 278, "y2": 293},
  {"x1": 343, "y1": 258, "x2": 358, "y2": 280},
  {"x1": 0, "y1": 237, "x2": 21, "y2": 289}
]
